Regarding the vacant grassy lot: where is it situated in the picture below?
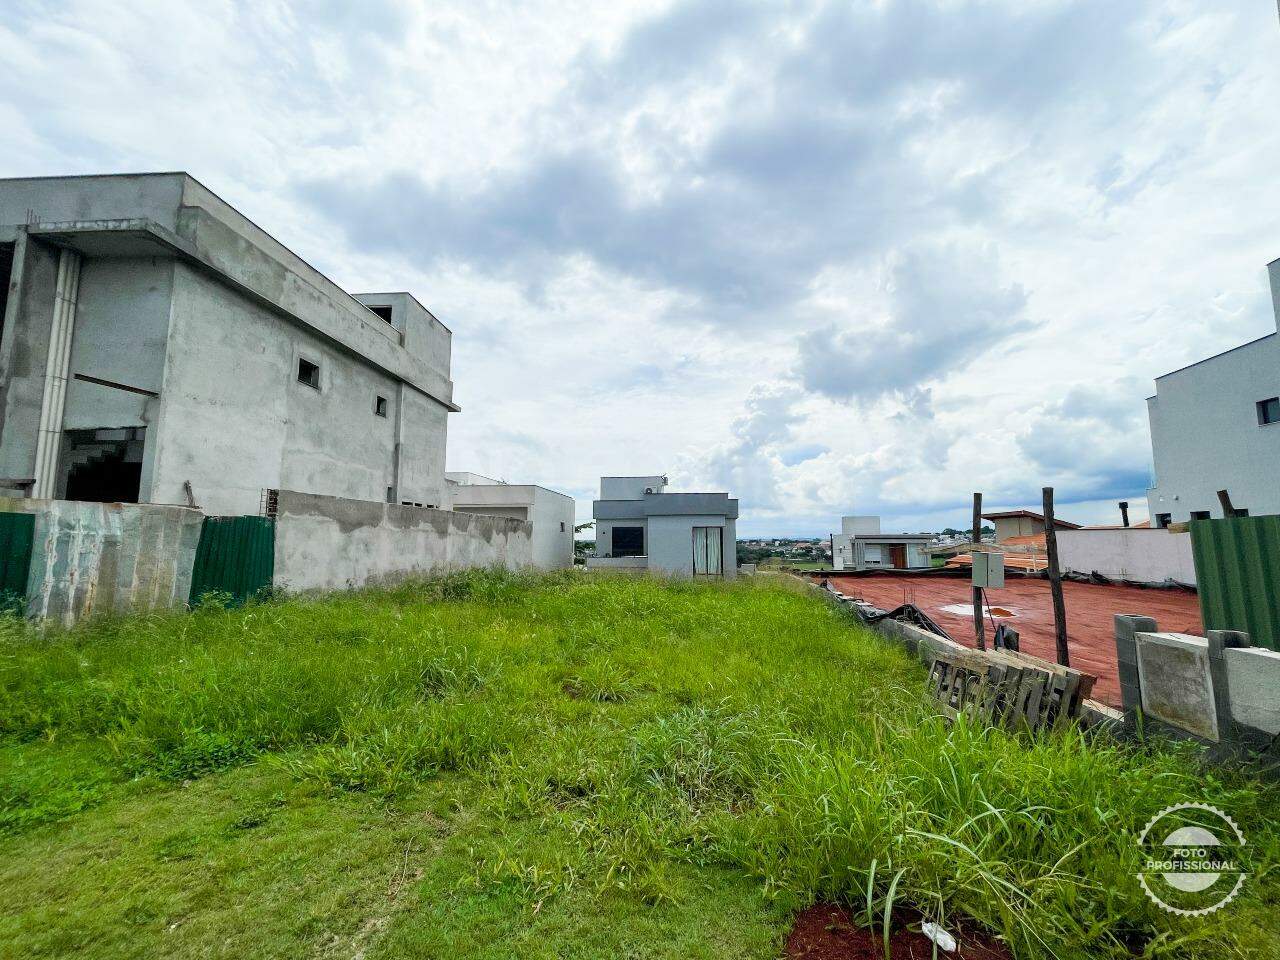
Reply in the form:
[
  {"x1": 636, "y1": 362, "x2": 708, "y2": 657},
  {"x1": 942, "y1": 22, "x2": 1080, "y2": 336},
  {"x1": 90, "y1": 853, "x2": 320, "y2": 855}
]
[{"x1": 1, "y1": 571, "x2": 1277, "y2": 959}]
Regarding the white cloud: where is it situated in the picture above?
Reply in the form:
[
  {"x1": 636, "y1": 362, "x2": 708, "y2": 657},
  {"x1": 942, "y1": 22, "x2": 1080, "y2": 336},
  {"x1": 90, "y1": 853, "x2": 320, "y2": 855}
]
[{"x1": 2, "y1": 0, "x2": 1277, "y2": 535}]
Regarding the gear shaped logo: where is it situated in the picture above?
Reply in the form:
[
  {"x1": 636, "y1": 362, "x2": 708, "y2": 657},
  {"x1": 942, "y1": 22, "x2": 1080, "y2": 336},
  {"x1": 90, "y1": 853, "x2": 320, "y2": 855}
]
[{"x1": 1137, "y1": 803, "x2": 1247, "y2": 916}]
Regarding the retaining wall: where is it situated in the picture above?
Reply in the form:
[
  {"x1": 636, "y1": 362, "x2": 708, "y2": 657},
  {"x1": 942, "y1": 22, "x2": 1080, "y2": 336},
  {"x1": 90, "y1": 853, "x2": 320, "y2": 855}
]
[{"x1": 272, "y1": 489, "x2": 533, "y2": 592}]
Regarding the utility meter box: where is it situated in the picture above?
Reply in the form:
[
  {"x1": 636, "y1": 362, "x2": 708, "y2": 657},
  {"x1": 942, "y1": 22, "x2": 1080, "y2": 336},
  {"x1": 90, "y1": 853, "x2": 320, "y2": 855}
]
[{"x1": 972, "y1": 551, "x2": 1005, "y2": 589}]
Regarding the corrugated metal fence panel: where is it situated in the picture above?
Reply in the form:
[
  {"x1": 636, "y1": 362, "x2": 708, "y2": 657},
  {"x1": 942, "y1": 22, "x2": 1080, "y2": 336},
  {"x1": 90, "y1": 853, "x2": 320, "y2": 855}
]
[
  {"x1": 189, "y1": 515, "x2": 276, "y2": 606},
  {"x1": 0, "y1": 511, "x2": 35, "y2": 614},
  {"x1": 1190, "y1": 516, "x2": 1280, "y2": 652}
]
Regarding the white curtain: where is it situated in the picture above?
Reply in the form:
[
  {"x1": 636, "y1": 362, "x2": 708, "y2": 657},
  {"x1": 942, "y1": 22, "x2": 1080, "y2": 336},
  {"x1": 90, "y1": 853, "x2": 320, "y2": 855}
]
[{"x1": 693, "y1": 526, "x2": 723, "y2": 576}]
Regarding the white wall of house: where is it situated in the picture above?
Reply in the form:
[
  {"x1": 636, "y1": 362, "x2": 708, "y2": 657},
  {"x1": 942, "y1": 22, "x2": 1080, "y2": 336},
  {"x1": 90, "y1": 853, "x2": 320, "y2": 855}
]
[
  {"x1": 1146, "y1": 260, "x2": 1280, "y2": 525},
  {"x1": 1056, "y1": 528, "x2": 1197, "y2": 585},
  {"x1": 448, "y1": 480, "x2": 575, "y2": 569}
]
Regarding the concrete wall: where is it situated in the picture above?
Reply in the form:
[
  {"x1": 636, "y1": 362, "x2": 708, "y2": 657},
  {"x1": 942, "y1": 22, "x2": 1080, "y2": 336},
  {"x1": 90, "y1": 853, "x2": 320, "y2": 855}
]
[
  {"x1": 272, "y1": 489, "x2": 532, "y2": 593},
  {"x1": 146, "y1": 263, "x2": 447, "y2": 515},
  {"x1": 0, "y1": 498, "x2": 203, "y2": 625},
  {"x1": 1146, "y1": 327, "x2": 1280, "y2": 524},
  {"x1": 601, "y1": 476, "x2": 665, "y2": 499},
  {"x1": 1115, "y1": 614, "x2": 1280, "y2": 751},
  {"x1": 1057, "y1": 528, "x2": 1196, "y2": 585},
  {"x1": 0, "y1": 234, "x2": 61, "y2": 485}
]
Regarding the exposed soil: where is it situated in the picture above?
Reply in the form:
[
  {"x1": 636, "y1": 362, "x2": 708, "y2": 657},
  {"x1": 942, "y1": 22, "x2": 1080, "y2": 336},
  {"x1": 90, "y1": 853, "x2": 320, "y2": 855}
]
[
  {"x1": 819, "y1": 572, "x2": 1203, "y2": 707},
  {"x1": 784, "y1": 904, "x2": 1013, "y2": 960}
]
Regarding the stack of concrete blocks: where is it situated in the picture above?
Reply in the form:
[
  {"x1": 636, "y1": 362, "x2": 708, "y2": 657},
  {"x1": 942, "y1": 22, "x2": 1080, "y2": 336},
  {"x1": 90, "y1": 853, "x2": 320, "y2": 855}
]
[{"x1": 1115, "y1": 614, "x2": 1280, "y2": 752}]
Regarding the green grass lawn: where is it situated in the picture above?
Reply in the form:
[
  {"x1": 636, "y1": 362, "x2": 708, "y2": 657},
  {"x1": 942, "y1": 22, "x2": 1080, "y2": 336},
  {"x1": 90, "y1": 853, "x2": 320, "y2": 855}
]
[{"x1": 1, "y1": 571, "x2": 1277, "y2": 959}]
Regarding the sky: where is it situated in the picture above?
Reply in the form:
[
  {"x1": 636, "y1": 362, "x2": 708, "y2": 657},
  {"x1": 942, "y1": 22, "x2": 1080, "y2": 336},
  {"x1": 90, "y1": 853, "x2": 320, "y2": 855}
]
[{"x1": 2, "y1": 0, "x2": 1278, "y2": 537}]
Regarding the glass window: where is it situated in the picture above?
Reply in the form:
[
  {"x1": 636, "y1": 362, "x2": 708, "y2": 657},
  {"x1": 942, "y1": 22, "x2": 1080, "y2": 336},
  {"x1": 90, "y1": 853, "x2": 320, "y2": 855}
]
[
  {"x1": 612, "y1": 526, "x2": 644, "y2": 557},
  {"x1": 297, "y1": 357, "x2": 320, "y2": 389},
  {"x1": 1258, "y1": 397, "x2": 1280, "y2": 425}
]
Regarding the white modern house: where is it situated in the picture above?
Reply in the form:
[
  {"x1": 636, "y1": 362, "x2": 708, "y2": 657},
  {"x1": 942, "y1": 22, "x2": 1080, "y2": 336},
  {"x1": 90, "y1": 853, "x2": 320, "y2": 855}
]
[
  {"x1": 1146, "y1": 258, "x2": 1280, "y2": 526},
  {"x1": 587, "y1": 475, "x2": 738, "y2": 578},
  {"x1": 445, "y1": 472, "x2": 575, "y2": 569},
  {"x1": 831, "y1": 516, "x2": 932, "y2": 571}
]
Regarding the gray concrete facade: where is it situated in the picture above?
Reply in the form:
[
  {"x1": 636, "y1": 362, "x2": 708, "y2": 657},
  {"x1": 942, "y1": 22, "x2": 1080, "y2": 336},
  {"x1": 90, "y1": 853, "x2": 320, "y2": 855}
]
[
  {"x1": 0, "y1": 173, "x2": 457, "y2": 517},
  {"x1": 1146, "y1": 258, "x2": 1280, "y2": 524},
  {"x1": 445, "y1": 471, "x2": 575, "y2": 569},
  {"x1": 588, "y1": 475, "x2": 738, "y2": 578},
  {"x1": 272, "y1": 489, "x2": 532, "y2": 593}
]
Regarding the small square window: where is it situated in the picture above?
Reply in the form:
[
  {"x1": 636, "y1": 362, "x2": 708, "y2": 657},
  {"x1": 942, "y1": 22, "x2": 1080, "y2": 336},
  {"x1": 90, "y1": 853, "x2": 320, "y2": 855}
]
[
  {"x1": 1257, "y1": 397, "x2": 1280, "y2": 425},
  {"x1": 374, "y1": 395, "x2": 388, "y2": 417},
  {"x1": 368, "y1": 305, "x2": 393, "y2": 324},
  {"x1": 297, "y1": 357, "x2": 320, "y2": 389},
  {"x1": 1155, "y1": 513, "x2": 1172, "y2": 529}
]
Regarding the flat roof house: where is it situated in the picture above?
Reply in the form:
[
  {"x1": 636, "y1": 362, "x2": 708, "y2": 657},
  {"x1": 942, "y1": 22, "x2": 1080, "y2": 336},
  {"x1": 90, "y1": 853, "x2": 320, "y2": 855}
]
[
  {"x1": 0, "y1": 173, "x2": 458, "y2": 515},
  {"x1": 831, "y1": 516, "x2": 931, "y2": 571},
  {"x1": 446, "y1": 472, "x2": 575, "y2": 569},
  {"x1": 1146, "y1": 258, "x2": 1280, "y2": 526},
  {"x1": 587, "y1": 475, "x2": 738, "y2": 578}
]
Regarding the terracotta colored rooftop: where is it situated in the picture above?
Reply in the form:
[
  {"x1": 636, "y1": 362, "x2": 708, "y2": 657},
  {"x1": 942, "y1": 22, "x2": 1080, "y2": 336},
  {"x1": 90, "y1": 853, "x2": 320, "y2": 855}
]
[{"x1": 817, "y1": 571, "x2": 1203, "y2": 708}]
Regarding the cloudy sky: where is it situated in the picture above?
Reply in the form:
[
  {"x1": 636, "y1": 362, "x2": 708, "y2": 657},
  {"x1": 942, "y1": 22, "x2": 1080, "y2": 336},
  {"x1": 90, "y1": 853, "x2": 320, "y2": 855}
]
[{"x1": 4, "y1": 0, "x2": 1278, "y2": 535}]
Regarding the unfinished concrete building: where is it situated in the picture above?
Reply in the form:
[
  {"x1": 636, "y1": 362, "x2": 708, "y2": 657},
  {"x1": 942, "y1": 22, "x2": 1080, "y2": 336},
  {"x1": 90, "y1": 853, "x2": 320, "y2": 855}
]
[{"x1": 0, "y1": 173, "x2": 458, "y2": 516}]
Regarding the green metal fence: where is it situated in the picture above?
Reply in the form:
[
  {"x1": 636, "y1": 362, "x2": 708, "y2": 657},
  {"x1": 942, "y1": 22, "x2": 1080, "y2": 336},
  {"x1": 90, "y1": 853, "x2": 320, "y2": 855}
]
[
  {"x1": 189, "y1": 515, "x2": 276, "y2": 606},
  {"x1": 0, "y1": 511, "x2": 35, "y2": 615},
  {"x1": 1189, "y1": 516, "x2": 1280, "y2": 652}
]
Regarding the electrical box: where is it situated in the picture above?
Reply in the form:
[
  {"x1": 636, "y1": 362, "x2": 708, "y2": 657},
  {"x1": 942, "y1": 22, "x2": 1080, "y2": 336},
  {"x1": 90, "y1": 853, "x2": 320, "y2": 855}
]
[{"x1": 972, "y1": 551, "x2": 1005, "y2": 589}]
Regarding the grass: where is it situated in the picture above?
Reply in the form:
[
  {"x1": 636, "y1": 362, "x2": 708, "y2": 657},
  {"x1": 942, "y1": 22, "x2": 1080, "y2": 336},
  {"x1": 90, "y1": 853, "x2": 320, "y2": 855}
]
[{"x1": 0, "y1": 569, "x2": 1277, "y2": 959}]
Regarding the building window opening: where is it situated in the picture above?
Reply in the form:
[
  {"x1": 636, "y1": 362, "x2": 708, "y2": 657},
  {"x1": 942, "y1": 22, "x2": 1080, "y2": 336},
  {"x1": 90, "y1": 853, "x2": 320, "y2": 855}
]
[
  {"x1": 560, "y1": 521, "x2": 566, "y2": 532},
  {"x1": 612, "y1": 526, "x2": 644, "y2": 557},
  {"x1": 1190, "y1": 511, "x2": 1210, "y2": 521},
  {"x1": 386, "y1": 486, "x2": 394, "y2": 503},
  {"x1": 59, "y1": 427, "x2": 145, "y2": 504},
  {"x1": 367, "y1": 305, "x2": 393, "y2": 324},
  {"x1": 374, "y1": 395, "x2": 388, "y2": 417},
  {"x1": 297, "y1": 357, "x2": 320, "y2": 389},
  {"x1": 1258, "y1": 397, "x2": 1280, "y2": 426},
  {"x1": 1155, "y1": 513, "x2": 1172, "y2": 528},
  {"x1": 0, "y1": 243, "x2": 14, "y2": 345}
]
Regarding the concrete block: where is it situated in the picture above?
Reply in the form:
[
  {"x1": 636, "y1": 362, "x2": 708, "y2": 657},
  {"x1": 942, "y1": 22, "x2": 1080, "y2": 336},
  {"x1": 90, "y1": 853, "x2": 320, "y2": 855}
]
[
  {"x1": 1224, "y1": 647, "x2": 1280, "y2": 736},
  {"x1": 1136, "y1": 632, "x2": 1218, "y2": 741}
]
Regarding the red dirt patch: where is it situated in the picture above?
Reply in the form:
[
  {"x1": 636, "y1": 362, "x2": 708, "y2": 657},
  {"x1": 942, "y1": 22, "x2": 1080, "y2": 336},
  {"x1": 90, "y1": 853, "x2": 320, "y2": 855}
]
[
  {"x1": 784, "y1": 904, "x2": 1012, "y2": 960},
  {"x1": 819, "y1": 572, "x2": 1202, "y2": 707}
]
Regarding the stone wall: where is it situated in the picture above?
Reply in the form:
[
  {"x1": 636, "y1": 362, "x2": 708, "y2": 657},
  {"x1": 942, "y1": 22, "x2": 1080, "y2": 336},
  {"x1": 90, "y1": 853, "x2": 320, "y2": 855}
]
[{"x1": 272, "y1": 489, "x2": 533, "y2": 593}]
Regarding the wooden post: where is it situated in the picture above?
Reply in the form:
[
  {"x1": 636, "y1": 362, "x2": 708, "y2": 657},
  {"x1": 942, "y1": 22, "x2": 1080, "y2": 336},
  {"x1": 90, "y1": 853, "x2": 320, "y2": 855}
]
[
  {"x1": 1043, "y1": 486, "x2": 1069, "y2": 667},
  {"x1": 1118, "y1": 501, "x2": 1129, "y2": 527},
  {"x1": 1217, "y1": 489, "x2": 1236, "y2": 518},
  {"x1": 971, "y1": 492, "x2": 985, "y2": 650}
]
